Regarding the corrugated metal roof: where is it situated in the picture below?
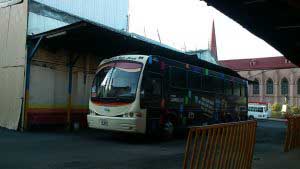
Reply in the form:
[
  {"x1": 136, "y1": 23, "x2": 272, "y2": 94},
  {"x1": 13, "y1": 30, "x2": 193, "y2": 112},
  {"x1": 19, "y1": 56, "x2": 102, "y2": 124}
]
[{"x1": 28, "y1": 21, "x2": 246, "y2": 80}]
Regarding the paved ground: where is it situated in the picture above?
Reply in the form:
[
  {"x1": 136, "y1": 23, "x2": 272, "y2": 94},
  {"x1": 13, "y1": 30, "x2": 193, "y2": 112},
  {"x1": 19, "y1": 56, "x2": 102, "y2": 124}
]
[
  {"x1": 253, "y1": 120, "x2": 300, "y2": 169},
  {"x1": 0, "y1": 120, "x2": 299, "y2": 169}
]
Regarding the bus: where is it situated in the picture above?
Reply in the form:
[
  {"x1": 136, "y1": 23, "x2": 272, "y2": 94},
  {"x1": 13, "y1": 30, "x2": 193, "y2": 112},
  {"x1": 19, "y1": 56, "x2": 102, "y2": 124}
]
[
  {"x1": 248, "y1": 102, "x2": 271, "y2": 119},
  {"x1": 87, "y1": 55, "x2": 248, "y2": 136}
]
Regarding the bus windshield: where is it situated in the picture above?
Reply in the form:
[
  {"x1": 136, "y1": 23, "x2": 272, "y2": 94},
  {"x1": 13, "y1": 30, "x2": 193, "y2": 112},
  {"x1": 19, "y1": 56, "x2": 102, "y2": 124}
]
[{"x1": 91, "y1": 61, "x2": 143, "y2": 102}]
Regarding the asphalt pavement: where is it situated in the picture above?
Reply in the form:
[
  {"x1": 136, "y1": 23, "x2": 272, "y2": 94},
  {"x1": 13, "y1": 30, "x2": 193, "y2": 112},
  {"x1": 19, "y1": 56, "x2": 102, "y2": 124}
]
[{"x1": 0, "y1": 120, "x2": 298, "y2": 169}]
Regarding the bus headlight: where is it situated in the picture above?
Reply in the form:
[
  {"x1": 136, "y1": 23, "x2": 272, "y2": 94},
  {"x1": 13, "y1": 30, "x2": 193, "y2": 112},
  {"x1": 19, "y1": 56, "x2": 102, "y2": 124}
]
[
  {"x1": 129, "y1": 112, "x2": 134, "y2": 117},
  {"x1": 123, "y1": 112, "x2": 142, "y2": 118},
  {"x1": 123, "y1": 113, "x2": 129, "y2": 117}
]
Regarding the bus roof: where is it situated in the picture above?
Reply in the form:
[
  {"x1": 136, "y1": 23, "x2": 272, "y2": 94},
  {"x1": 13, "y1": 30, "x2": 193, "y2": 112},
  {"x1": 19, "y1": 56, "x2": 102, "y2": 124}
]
[{"x1": 99, "y1": 54, "x2": 248, "y2": 82}]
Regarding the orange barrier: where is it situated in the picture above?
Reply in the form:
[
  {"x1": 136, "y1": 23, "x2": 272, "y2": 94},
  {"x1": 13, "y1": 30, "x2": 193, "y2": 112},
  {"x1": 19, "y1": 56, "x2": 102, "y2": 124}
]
[
  {"x1": 284, "y1": 115, "x2": 300, "y2": 152},
  {"x1": 183, "y1": 120, "x2": 257, "y2": 169}
]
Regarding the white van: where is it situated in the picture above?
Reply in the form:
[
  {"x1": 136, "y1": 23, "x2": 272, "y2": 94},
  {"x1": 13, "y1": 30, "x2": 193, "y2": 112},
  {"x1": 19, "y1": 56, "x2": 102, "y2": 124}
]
[{"x1": 248, "y1": 103, "x2": 271, "y2": 119}]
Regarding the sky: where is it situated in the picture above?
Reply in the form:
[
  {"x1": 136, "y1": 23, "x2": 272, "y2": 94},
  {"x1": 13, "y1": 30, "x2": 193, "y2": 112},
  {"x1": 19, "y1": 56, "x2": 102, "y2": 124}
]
[{"x1": 129, "y1": 0, "x2": 283, "y2": 60}]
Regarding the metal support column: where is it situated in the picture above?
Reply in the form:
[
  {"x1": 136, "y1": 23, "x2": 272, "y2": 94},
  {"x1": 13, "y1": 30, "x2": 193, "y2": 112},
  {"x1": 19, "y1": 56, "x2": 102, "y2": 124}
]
[
  {"x1": 23, "y1": 36, "x2": 43, "y2": 130},
  {"x1": 67, "y1": 64, "x2": 72, "y2": 130},
  {"x1": 66, "y1": 55, "x2": 79, "y2": 130}
]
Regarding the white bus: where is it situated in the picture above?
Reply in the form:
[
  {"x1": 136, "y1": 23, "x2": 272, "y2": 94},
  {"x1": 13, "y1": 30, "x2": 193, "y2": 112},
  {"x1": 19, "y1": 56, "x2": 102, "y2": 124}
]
[
  {"x1": 87, "y1": 55, "x2": 248, "y2": 135},
  {"x1": 248, "y1": 102, "x2": 271, "y2": 119}
]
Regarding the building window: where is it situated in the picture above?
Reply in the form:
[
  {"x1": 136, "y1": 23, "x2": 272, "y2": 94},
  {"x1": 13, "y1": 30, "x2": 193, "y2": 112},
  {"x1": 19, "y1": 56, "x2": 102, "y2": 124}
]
[
  {"x1": 253, "y1": 79, "x2": 259, "y2": 95},
  {"x1": 281, "y1": 78, "x2": 289, "y2": 95},
  {"x1": 297, "y1": 79, "x2": 300, "y2": 95},
  {"x1": 249, "y1": 59, "x2": 256, "y2": 67},
  {"x1": 266, "y1": 78, "x2": 273, "y2": 95}
]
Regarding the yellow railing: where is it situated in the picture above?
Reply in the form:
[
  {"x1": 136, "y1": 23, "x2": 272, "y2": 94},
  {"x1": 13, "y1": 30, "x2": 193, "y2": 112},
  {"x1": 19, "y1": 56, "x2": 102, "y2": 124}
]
[
  {"x1": 183, "y1": 120, "x2": 257, "y2": 169},
  {"x1": 284, "y1": 115, "x2": 300, "y2": 152}
]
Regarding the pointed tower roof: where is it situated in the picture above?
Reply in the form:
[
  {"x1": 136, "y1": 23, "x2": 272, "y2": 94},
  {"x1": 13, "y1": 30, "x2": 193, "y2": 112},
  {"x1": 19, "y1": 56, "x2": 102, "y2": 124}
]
[{"x1": 210, "y1": 20, "x2": 218, "y2": 61}]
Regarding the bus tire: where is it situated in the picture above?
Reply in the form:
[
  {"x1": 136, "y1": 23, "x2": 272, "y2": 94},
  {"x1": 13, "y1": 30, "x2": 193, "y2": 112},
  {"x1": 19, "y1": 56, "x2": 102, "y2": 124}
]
[{"x1": 162, "y1": 120, "x2": 174, "y2": 139}]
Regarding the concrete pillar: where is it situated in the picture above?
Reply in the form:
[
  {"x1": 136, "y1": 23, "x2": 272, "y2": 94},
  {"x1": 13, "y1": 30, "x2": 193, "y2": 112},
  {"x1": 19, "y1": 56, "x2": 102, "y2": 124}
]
[
  {"x1": 260, "y1": 70, "x2": 265, "y2": 102},
  {"x1": 274, "y1": 70, "x2": 279, "y2": 104},
  {"x1": 289, "y1": 69, "x2": 296, "y2": 106}
]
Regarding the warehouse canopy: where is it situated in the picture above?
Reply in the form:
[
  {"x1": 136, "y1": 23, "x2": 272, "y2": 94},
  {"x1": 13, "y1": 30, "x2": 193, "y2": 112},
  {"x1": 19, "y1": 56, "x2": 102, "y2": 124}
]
[
  {"x1": 27, "y1": 20, "x2": 244, "y2": 78},
  {"x1": 205, "y1": 0, "x2": 300, "y2": 65}
]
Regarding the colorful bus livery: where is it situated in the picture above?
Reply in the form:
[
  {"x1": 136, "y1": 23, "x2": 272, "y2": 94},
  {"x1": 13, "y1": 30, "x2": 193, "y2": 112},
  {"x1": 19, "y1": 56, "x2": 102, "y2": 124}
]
[{"x1": 88, "y1": 55, "x2": 248, "y2": 135}]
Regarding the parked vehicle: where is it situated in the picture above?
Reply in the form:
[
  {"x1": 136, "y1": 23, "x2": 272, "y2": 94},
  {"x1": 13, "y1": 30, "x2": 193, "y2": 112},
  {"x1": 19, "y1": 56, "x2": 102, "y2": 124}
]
[
  {"x1": 248, "y1": 102, "x2": 271, "y2": 119},
  {"x1": 87, "y1": 55, "x2": 248, "y2": 136}
]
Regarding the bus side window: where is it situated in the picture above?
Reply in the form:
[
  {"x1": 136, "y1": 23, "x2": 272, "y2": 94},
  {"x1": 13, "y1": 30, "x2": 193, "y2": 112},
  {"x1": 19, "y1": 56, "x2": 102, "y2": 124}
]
[
  {"x1": 143, "y1": 78, "x2": 162, "y2": 97},
  {"x1": 224, "y1": 80, "x2": 233, "y2": 96},
  {"x1": 170, "y1": 67, "x2": 187, "y2": 88},
  {"x1": 233, "y1": 82, "x2": 240, "y2": 96},
  {"x1": 240, "y1": 85, "x2": 245, "y2": 97},
  {"x1": 189, "y1": 71, "x2": 202, "y2": 90}
]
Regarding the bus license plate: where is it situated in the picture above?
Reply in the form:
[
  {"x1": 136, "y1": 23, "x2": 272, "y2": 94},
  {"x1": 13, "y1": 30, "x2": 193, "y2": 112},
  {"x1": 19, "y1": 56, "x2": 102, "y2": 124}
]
[{"x1": 100, "y1": 119, "x2": 108, "y2": 126}]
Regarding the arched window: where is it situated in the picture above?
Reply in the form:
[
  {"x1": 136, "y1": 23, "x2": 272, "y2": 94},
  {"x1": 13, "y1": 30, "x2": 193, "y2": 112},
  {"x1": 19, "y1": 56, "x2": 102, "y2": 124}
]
[
  {"x1": 281, "y1": 78, "x2": 289, "y2": 95},
  {"x1": 253, "y1": 79, "x2": 259, "y2": 95},
  {"x1": 297, "y1": 79, "x2": 300, "y2": 95},
  {"x1": 266, "y1": 78, "x2": 273, "y2": 94}
]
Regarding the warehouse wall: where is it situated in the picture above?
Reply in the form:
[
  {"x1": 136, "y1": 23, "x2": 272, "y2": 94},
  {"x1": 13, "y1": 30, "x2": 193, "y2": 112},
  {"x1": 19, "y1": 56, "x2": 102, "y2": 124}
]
[{"x1": 0, "y1": 0, "x2": 28, "y2": 130}]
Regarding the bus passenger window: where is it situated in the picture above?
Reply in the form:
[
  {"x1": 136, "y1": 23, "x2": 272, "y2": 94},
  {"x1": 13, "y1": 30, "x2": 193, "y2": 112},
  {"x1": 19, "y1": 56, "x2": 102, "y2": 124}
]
[
  {"x1": 214, "y1": 77, "x2": 224, "y2": 94},
  {"x1": 224, "y1": 80, "x2": 233, "y2": 95},
  {"x1": 202, "y1": 76, "x2": 213, "y2": 92},
  {"x1": 189, "y1": 71, "x2": 202, "y2": 90},
  {"x1": 170, "y1": 67, "x2": 186, "y2": 88},
  {"x1": 233, "y1": 83, "x2": 240, "y2": 96},
  {"x1": 240, "y1": 85, "x2": 245, "y2": 97}
]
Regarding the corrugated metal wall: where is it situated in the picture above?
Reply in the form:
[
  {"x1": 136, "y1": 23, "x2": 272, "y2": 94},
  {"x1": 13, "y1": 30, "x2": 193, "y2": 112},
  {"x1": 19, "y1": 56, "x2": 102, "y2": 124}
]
[
  {"x1": 29, "y1": 48, "x2": 97, "y2": 108},
  {"x1": 0, "y1": 0, "x2": 27, "y2": 130},
  {"x1": 27, "y1": 47, "x2": 98, "y2": 126},
  {"x1": 32, "y1": 0, "x2": 129, "y2": 32},
  {"x1": 29, "y1": 65, "x2": 94, "y2": 108}
]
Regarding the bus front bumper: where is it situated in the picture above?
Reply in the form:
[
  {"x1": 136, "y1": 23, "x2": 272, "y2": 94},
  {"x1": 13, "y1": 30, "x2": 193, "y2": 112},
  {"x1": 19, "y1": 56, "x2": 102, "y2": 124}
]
[{"x1": 87, "y1": 115, "x2": 145, "y2": 134}]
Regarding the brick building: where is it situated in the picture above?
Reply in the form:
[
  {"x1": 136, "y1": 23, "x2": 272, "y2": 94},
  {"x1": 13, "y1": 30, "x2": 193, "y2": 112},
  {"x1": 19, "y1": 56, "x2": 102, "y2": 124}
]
[{"x1": 220, "y1": 57, "x2": 300, "y2": 106}]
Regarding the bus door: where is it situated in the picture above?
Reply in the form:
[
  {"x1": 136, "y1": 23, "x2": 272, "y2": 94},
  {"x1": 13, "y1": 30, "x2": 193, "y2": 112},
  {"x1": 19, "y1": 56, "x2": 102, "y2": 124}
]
[{"x1": 141, "y1": 72, "x2": 163, "y2": 132}]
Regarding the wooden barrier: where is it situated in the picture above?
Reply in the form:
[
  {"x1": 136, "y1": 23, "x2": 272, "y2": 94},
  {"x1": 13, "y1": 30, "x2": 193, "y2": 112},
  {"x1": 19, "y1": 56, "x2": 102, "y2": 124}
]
[
  {"x1": 183, "y1": 120, "x2": 257, "y2": 169},
  {"x1": 284, "y1": 115, "x2": 300, "y2": 152}
]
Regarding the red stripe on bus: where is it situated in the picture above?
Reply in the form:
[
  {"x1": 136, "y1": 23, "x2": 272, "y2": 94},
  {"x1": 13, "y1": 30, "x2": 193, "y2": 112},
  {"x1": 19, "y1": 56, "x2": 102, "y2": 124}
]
[{"x1": 27, "y1": 108, "x2": 88, "y2": 114}]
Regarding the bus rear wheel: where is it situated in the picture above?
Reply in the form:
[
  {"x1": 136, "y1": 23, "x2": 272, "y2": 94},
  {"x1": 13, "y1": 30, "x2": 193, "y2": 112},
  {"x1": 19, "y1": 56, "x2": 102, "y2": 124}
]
[{"x1": 162, "y1": 120, "x2": 174, "y2": 139}]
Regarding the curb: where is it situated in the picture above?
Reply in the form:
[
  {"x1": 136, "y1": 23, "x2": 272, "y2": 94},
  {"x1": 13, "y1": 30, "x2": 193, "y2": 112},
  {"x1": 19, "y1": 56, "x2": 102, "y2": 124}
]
[{"x1": 266, "y1": 118, "x2": 287, "y2": 122}]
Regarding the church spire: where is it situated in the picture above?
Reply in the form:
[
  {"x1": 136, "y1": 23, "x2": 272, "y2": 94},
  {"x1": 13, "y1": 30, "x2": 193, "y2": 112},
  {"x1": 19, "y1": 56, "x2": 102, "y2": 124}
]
[{"x1": 210, "y1": 20, "x2": 218, "y2": 61}]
